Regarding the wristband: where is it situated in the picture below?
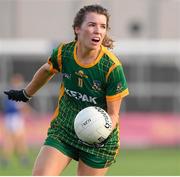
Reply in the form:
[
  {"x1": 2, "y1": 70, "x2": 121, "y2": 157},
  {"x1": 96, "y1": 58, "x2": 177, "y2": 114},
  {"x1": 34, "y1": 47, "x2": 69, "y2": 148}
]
[{"x1": 23, "y1": 89, "x2": 32, "y2": 100}]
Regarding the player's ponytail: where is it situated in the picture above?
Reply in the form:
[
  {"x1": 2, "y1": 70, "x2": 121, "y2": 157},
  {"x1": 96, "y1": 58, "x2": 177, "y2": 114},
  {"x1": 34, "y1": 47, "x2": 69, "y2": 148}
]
[
  {"x1": 102, "y1": 34, "x2": 114, "y2": 49},
  {"x1": 73, "y1": 4, "x2": 114, "y2": 49}
]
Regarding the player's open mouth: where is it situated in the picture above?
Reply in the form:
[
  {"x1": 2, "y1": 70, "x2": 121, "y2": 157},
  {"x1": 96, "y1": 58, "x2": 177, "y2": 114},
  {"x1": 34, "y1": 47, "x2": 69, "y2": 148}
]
[{"x1": 91, "y1": 37, "x2": 100, "y2": 43}]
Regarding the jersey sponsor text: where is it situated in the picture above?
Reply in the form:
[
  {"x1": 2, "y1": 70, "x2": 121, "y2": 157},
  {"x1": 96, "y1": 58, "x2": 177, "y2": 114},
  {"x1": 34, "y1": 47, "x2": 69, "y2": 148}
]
[{"x1": 65, "y1": 88, "x2": 97, "y2": 104}]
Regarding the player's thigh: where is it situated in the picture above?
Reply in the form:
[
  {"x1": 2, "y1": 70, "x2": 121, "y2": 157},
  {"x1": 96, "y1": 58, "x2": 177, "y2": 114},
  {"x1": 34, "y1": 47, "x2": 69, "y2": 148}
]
[
  {"x1": 32, "y1": 145, "x2": 72, "y2": 176},
  {"x1": 77, "y1": 159, "x2": 109, "y2": 176}
]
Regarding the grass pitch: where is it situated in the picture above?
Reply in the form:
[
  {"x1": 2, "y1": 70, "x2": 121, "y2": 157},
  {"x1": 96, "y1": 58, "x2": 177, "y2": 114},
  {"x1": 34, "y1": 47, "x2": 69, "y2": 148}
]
[{"x1": 0, "y1": 147, "x2": 179, "y2": 176}]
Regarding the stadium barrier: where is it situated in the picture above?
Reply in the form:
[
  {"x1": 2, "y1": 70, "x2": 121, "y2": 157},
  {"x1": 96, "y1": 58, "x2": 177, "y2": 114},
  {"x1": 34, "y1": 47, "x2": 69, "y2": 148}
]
[{"x1": 0, "y1": 113, "x2": 179, "y2": 148}]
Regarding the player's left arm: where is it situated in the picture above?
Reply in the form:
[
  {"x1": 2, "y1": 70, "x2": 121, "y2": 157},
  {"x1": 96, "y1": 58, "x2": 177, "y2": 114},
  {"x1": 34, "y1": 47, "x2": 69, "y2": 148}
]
[
  {"x1": 107, "y1": 98, "x2": 122, "y2": 130},
  {"x1": 105, "y1": 62, "x2": 129, "y2": 130}
]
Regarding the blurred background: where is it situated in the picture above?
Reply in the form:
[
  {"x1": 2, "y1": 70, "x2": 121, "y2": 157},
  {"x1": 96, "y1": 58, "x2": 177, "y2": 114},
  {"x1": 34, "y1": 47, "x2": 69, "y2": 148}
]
[{"x1": 0, "y1": 0, "x2": 179, "y2": 175}]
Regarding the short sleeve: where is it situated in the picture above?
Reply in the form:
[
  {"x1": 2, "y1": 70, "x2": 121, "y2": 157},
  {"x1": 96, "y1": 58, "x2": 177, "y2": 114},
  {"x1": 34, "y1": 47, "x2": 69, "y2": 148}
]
[
  {"x1": 47, "y1": 44, "x2": 63, "y2": 74},
  {"x1": 106, "y1": 64, "x2": 129, "y2": 101}
]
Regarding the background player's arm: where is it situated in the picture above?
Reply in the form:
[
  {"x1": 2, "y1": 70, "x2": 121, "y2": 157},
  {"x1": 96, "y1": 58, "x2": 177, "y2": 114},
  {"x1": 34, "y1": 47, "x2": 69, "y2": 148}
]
[
  {"x1": 107, "y1": 98, "x2": 122, "y2": 130},
  {"x1": 25, "y1": 63, "x2": 54, "y2": 96}
]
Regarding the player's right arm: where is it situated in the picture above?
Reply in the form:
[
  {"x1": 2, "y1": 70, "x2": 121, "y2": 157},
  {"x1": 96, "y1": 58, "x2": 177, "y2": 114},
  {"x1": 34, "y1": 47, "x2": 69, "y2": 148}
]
[
  {"x1": 26, "y1": 45, "x2": 64, "y2": 96},
  {"x1": 24, "y1": 63, "x2": 54, "y2": 97},
  {"x1": 4, "y1": 45, "x2": 62, "y2": 102}
]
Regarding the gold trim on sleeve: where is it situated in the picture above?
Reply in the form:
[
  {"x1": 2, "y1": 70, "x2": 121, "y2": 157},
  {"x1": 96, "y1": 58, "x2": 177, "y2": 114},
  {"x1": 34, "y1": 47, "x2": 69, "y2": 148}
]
[{"x1": 106, "y1": 88, "x2": 129, "y2": 101}]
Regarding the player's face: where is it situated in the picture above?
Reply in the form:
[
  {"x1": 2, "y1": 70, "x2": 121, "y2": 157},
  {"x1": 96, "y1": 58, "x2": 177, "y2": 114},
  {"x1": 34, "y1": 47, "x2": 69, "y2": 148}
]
[{"x1": 75, "y1": 12, "x2": 107, "y2": 50}]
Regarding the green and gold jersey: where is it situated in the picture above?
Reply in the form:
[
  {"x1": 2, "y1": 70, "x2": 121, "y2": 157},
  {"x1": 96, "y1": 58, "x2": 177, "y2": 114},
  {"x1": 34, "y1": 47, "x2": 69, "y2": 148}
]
[
  {"x1": 46, "y1": 41, "x2": 129, "y2": 160},
  {"x1": 48, "y1": 41, "x2": 128, "y2": 109}
]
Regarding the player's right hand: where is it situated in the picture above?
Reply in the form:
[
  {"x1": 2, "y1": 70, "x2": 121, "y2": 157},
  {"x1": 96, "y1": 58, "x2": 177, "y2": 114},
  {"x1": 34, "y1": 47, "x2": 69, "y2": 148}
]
[{"x1": 4, "y1": 89, "x2": 31, "y2": 102}]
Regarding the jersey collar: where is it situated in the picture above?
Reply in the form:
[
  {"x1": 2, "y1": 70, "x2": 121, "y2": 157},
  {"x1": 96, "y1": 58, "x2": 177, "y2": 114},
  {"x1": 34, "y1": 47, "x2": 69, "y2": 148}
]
[{"x1": 73, "y1": 42, "x2": 104, "y2": 68}]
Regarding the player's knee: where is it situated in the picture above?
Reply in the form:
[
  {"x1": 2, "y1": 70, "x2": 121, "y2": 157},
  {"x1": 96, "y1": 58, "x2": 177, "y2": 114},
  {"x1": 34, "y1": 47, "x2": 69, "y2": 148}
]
[
  {"x1": 32, "y1": 164, "x2": 60, "y2": 176},
  {"x1": 32, "y1": 166, "x2": 46, "y2": 176}
]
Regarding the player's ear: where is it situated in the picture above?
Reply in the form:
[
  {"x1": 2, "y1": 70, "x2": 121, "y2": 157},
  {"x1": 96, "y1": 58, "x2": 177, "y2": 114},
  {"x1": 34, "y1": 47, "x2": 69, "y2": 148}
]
[{"x1": 74, "y1": 26, "x2": 80, "y2": 35}]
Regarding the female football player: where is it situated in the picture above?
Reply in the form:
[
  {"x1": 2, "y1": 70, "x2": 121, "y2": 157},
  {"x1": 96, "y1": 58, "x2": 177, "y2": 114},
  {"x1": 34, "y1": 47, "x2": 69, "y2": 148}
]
[{"x1": 4, "y1": 4, "x2": 129, "y2": 176}]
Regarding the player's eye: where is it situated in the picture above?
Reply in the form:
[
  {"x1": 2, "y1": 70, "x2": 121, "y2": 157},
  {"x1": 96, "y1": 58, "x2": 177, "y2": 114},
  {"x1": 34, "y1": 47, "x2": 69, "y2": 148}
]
[
  {"x1": 88, "y1": 23, "x2": 96, "y2": 27},
  {"x1": 101, "y1": 25, "x2": 106, "y2": 29}
]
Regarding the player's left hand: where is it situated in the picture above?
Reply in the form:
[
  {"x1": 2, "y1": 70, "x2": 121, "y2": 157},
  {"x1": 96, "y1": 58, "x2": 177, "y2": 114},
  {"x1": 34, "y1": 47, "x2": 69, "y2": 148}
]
[{"x1": 4, "y1": 89, "x2": 31, "y2": 102}]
